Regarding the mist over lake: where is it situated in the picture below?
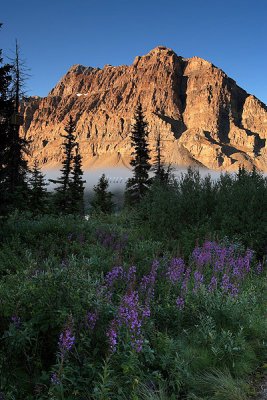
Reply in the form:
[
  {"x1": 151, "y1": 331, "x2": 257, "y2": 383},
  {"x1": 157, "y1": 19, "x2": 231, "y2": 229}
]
[
  {"x1": 44, "y1": 166, "x2": 224, "y2": 210},
  {"x1": 45, "y1": 166, "x2": 223, "y2": 192}
]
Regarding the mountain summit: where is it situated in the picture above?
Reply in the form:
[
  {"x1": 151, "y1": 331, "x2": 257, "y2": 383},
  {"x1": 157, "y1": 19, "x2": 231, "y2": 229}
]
[{"x1": 21, "y1": 47, "x2": 267, "y2": 171}]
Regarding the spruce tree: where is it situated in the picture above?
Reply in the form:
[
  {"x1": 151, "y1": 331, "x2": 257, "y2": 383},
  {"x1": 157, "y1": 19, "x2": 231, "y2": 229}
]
[
  {"x1": 49, "y1": 115, "x2": 77, "y2": 213},
  {"x1": 125, "y1": 102, "x2": 151, "y2": 205},
  {"x1": 91, "y1": 174, "x2": 114, "y2": 214},
  {"x1": 153, "y1": 132, "x2": 171, "y2": 184},
  {"x1": 0, "y1": 24, "x2": 13, "y2": 215},
  {"x1": 0, "y1": 34, "x2": 29, "y2": 213},
  {"x1": 28, "y1": 159, "x2": 49, "y2": 214},
  {"x1": 69, "y1": 144, "x2": 85, "y2": 215}
]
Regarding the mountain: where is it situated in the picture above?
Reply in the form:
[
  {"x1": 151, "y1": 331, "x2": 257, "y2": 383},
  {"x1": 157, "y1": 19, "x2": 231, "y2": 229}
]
[{"x1": 21, "y1": 46, "x2": 267, "y2": 171}]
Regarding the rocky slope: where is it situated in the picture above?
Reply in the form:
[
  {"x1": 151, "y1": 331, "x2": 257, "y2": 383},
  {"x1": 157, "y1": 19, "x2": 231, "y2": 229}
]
[{"x1": 21, "y1": 46, "x2": 267, "y2": 171}]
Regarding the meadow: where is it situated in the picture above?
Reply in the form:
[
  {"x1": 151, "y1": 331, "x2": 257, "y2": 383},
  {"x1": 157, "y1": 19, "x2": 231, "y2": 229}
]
[{"x1": 0, "y1": 168, "x2": 266, "y2": 400}]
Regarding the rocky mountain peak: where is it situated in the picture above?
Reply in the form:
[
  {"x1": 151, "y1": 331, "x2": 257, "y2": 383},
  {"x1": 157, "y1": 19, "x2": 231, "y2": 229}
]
[{"x1": 21, "y1": 47, "x2": 267, "y2": 171}]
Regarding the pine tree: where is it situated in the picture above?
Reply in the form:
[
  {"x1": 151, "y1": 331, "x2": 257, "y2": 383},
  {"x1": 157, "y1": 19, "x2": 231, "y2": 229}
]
[
  {"x1": 125, "y1": 102, "x2": 151, "y2": 205},
  {"x1": 28, "y1": 159, "x2": 49, "y2": 214},
  {"x1": 0, "y1": 24, "x2": 13, "y2": 215},
  {"x1": 0, "y1": 34, "x2": 29, "y2": 213},
  {"x1": 152, "y1": 132, "x2": 171, "y2": 184},
  {"x1": 69, "y1": 144, "x2": 85, "y2": 215},
  {"x1": 49, "y1": 115, "x2": 77, "y2": 213},
  {"x1": 91, "y1": 174, "x2": 114, "y2": 214}
]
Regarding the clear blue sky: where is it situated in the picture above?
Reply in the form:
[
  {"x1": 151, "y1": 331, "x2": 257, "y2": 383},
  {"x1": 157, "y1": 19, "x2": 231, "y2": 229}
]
[{"x1": 1, "y1": 0, "x2": 267, "y2": 104}]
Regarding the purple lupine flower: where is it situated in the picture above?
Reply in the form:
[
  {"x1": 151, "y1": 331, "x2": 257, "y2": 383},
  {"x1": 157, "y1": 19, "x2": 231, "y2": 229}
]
[
  {"x1": 107, "y1": 320, "x2": 117, "y2": 352},
  {"x1": 176, "y1": 296, "x2": 185, "y2": 310},
  {"x1": 192, "y1": 243, "x2": 213, "y2": 268},
  {"x1": 140, "y1": 260, "x2": 159, "y2": 311},
  {"x1": 133, "y1": 338, "x2": 143, "y2": 352},
  {"x1": 142, "y1": 305, "x2": 151, "y2": 318},
  {"x1": 193, "y1": 271, "x2": 204, "y2": 292},
  {"x1": 244, "y1": 249, "x2": 253, "y2": 272},
  {"x1": 127, "y1": 266, "x2": 136, "y2": 285},
  {"x1": 11, "y1": 316, "x2": 21, "y2": 328},
  {"x1": 166, "y1": 257, "x2": 185, "y2": 284},
  {"x1": 181, "y1": 268, "x2": 191, "y2": 294},
  {"x1": 140, "y1": 259, "x2": 159, "y2": 291},
  {"x1": 51, "y1": 372, "x2": 61, "y2": 385},
  {"x1": 58, "y1": 328, "x2": 75, "y2": 352},
  {"x1": 221, "y1": 274, "x2": 231, "y2": 293},
  {"x1": 86, "y1": 312, "x2": 98, "y2": 330},
  {"x1": 230, "y1": 283, "x2": 239, "y2": 297},
  {"x1": 105, "y1": 266, "x2": 124, "y2": 287},
  {"x1": 256, "y1": 262, "x2": 263, "y2": 275},
  {"x1": 118, "y1": 291, "x2": 141, "y2": 332},
  {"x1": 208, "y1": 276, "x2": 217, "y2": 292}
]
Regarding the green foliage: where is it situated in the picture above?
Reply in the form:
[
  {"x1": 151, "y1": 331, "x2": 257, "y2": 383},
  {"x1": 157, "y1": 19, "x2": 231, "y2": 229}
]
[
  {"x1": 0, "y1": 200, "x2": 265, "y2": 398},
  {"x1": 91, "y1": 174, "x2": 114, "y2": 214},
  {"x1": 69, "y1": 143, "x2": 85, "y2": 215},
  {"x1": 152, "y1": 133, "x2": 171, "y2": 185},
  {"x1": 0, "y1": 31, "x2": 30, "y2": 215},
  {"x1": 188, "y1": 369, "x2": 249, "y2": 400},
  {"x1": 28, "y1": 160, "x2": 49, "y2": 214},
  {"x1": 50, "y1": 116, "x2": 85, "y2": 215},
  {"x1": 137, "y1": 167, "x2": 267, "y2": 257},
  {"x1": 125, "y1": 102, "x2": 152, "y2": 206}
]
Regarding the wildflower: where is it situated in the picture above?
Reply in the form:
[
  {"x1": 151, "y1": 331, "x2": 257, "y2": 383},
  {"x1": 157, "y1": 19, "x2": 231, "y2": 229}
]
[
  {"x1": 181, "y1": 268, "x2": 191, "y2": 293},
  {"x1": 105, "y1": 266, "x2": 124, "y2": 287},
  {"x1": 208, "y1": 276, "x2": 217, "y2": 292},
  {"x1": 176, "y1": 296, "x2": 185, "y2": 310},
  {"x1": 107, "y1": 320, "x2": 117, "y2": 352},
  {"x1": 86, "y1": 311, "x2": 98, "y2": 330},
  {"x1": 11, "y1": 316, "x2": 21, "y2": 328},
  {"x1": 134, "y1": 338, "x2": 143, "y2": 352},
  {"x1": 127, "y1": 265, "x2": 137, "y2": 287},
  {"x1": 51, "y1": 372, "x2": 61, "y2": 385},
  {"x1": 244, "y1": 249, "x2": 253, "y2": 272},
  {"x1": 118, "y1": 291, "x2": 141, "y2": 333},
  {"x1": 166, "y1": 257, "x2": 185, "y2": 284},
  {"x1": 256, "y1": 262, "x2": 263, "y2": 274},
  {"x1": 230, "y1": 284, "x2": 239, "y2": 297},
  {"x1": 58, "y1": 328, "x2": 75, "y2": 353},
  {"x1": 221, "y1": 274, "x2": 231, "y2": 293},
  {"x1": 140, "y1": 259, "x2": 159, "y2": 291},
  {"x1": 142, "y1": 305, "x2": 151, "y2": 318},
  {"x1": 193, "y1": 271, "x2": 204, "y2": 292}
]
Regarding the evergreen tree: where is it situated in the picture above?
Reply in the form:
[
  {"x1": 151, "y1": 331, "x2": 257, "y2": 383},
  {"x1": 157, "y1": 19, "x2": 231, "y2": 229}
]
[
  {"x1": 152, "y1": 132, "x2": 171, "y2": 184},
  {"x1": 49, "y1": 115, "x2": 77, "y2": 213},
  {"x1": 69, "y1": 144, "x2": 86, "y2": 215},
  {"x1": 28, "y1": 159, "x2": 49, "y2": 214},
  {"x1": 0, "y1": 24, "x2": 13, "y2": 215},
  {"x1": 125, "y1": 102, "x2": 151, "y2": 205},
  {"x1": 91, "y1": 174, "x2": 114, "y2": 214},
  {"x1": 0, "y1": 33, "x2": 29, "y2": 214}
]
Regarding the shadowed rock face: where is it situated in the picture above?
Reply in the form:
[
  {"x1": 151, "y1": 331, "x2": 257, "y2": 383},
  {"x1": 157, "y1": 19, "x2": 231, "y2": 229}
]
[{"x1": 21, "y1": 46, "x2": 267, "y2": 171}]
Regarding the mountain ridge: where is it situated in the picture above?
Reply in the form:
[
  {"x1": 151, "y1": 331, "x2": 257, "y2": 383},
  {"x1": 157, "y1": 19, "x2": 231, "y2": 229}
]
[{"x1": 21, "y1": 46, "x2": 267, "y2": 171}]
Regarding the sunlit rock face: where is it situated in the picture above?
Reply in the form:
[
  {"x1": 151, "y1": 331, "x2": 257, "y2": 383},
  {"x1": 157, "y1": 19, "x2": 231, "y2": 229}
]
[{"x1": 21, "y1": 46, "x2": 267, "y2": 171}]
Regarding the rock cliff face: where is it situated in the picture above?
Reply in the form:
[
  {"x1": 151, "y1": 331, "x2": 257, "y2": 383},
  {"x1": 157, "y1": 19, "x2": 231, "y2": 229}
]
[{"x1": 21, "y1": 47, "x2": 267, "y2": 171}]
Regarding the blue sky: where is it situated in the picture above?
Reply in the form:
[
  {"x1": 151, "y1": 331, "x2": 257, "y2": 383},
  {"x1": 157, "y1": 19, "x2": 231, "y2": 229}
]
[{"x1": 1, "y1": 0, "x2": 267, "y2": 104}]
